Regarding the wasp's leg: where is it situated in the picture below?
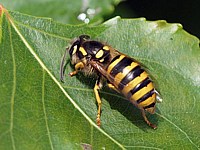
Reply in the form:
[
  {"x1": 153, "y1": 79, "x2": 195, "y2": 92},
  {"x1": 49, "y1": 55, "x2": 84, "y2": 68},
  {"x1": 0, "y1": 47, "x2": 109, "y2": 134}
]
[
  {"x1": 69, "y1": 62, "x2": 85, "y2": 76},
  {"x1": 141, "y1": 109, "x2": 157, "y2": 129},
  {"x1": 94, "y1": 77, "x2": 103, "y2": 127},
  {"x1": 107, "y1": 83, "x2": 120, "y2": 93}
]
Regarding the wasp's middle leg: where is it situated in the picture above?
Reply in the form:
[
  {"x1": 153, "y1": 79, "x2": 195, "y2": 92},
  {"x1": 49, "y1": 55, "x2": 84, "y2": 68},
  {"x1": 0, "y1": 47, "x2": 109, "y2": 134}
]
[{"x1": 94, "y1": 76, "x2": 103, "y2": 127}]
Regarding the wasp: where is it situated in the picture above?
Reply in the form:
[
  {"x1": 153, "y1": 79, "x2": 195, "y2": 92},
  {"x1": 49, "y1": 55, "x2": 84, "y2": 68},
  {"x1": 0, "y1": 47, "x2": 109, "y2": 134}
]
[{"x1": 60, "y1": 35, "x2": 162, "y2": 129}]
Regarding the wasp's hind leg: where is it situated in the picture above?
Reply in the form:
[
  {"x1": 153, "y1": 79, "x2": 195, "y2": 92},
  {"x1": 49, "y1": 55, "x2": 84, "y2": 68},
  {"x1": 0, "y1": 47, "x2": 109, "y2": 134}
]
[
  {"x1": 141, "y1": 109, "x2": 157, "y2": 129},
  {"x1": 94, "y1": 76, "x2": 103, "y2": 127}
]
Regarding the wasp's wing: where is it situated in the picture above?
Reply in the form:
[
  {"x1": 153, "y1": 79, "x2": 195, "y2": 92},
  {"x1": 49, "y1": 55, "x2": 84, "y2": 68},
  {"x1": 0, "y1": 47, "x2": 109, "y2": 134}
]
[{"x1": 89, "y1": 60, "x2": 147, "y2": 107}]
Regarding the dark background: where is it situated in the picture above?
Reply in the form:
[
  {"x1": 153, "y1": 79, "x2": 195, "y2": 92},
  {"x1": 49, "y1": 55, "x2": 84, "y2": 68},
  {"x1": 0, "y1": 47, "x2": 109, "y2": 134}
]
[{"x1": 112, "y1": 0, "x2": 200, "y2": 38}]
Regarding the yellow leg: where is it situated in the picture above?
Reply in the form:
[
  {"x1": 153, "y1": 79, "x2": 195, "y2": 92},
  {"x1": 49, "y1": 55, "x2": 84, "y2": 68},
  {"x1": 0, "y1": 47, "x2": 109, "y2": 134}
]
[
  {"x1": 94, "y1": 80, "x2": 102, "y2": 127},
  {"x1": 141, "y1": 109, "x2": 157, "y2": 129},
  {"x1": 107, "y1": 83, "x2": 120, "y2": 93},
  {"x1": 69, "y1": 62, "x2": 84, "y2": 76}
]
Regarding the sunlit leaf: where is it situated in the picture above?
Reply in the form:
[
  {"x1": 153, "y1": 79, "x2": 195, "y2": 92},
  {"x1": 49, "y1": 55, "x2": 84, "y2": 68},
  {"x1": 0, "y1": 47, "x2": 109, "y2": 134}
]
[{"x1": 0, "y1": 6, "x2": 200, "y2": 149}]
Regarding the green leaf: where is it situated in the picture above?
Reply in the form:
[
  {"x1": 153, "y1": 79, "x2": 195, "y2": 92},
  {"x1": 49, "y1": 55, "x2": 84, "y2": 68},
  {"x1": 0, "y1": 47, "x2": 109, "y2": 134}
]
[
  {"x1": 1, "y1": 0, "x2": 121, "y2": 24},
  {"x1": 1, "y1": 7, "x2": 200, "y2": 150}
]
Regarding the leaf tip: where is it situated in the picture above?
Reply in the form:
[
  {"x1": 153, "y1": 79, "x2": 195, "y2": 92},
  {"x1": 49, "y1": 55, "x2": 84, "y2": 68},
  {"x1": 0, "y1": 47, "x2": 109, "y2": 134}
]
[
  {"x1": 103, "y1": 16, "x2": 121, "y2": 26},
  {"x1": 170, "y1": 23, "x2": 183, "y2": 33},
  {"x1": 149, "y1": 20, "x2": 168, "y2": 29}
]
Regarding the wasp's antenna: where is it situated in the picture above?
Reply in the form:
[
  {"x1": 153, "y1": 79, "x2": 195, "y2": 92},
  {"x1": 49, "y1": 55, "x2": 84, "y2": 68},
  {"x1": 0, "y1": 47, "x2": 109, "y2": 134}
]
[{"x1": 60, "y1": 47, "x2": 69, "y2": 82}]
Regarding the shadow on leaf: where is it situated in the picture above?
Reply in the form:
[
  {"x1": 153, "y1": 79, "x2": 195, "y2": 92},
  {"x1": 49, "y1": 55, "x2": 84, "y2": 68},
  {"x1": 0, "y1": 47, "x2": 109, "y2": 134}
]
[
  {"x1": 101, "y1": 86, "x2": 161, "y2": 131},
  {"x1": 72, "y1": 70, "x2": 161, "y2": 131}
]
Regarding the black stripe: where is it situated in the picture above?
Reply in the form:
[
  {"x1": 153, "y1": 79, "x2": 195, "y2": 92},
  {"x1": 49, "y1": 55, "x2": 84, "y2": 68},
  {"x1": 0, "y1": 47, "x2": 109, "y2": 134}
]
[
  {"x1": 118, "y1": 66, "x2": 144, "y2": 90},
  {"x1": 109, "y1": 55, "x2": 120, "y2": 64},
  {"x1": 77, "y1": 50, "x2": 85, "y2": 59},
  {"x1": 136, "y1": 89, "x2": 155, "y2": 104},
  {"x1": 95, "y1": 50, "x2": 110, "y2": 61},
  {"x1": 100, "y1": 51, "x2": 110, "y2": 63},
  {"x1": 129, "y1": 78, "x2": 151, "y2": 97},
  {"x1": 126, "y1": 77, "x2": 150, "y2": 99},
  {"x1": 143, "y1": 102, "x2": 156, "y2": 109},
  {"x1": 110, "y1": 56, "x2": 133, "y2": 77}
]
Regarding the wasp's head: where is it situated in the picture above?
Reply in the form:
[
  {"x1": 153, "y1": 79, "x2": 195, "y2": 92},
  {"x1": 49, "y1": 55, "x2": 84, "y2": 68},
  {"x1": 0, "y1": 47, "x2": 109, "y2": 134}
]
[
  {"x1": 60, "y1": 35, "x2": 90, "y2": 81},
  {"x1": 60, "y1": 35, "x2": 111, "y2": 81},
  {"x1": 69, "y1": 35, "x2": 90, "y2": 58},
  {"x1": 68, "y1": 35, "x2": 90, "y2": 65}
]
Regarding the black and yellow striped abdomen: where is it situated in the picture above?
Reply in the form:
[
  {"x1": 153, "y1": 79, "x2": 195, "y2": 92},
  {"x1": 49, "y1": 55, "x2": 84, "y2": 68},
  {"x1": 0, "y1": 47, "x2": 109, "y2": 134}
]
[{"x1": 106, "y1": 54, "x2": 156, "y2": 111}]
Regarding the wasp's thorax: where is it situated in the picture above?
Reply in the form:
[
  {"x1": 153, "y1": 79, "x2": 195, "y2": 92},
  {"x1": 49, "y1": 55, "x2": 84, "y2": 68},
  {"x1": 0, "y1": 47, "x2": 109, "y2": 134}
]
[{"x1": 68, "y1": 35, "x2": 116, "y2": 75}]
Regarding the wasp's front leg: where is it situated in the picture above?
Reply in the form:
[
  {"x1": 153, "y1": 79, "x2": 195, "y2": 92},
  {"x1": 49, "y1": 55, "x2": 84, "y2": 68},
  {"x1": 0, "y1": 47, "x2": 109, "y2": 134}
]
[{"x1": 69, "y1": 62, "x2": 85, "y2": 76}]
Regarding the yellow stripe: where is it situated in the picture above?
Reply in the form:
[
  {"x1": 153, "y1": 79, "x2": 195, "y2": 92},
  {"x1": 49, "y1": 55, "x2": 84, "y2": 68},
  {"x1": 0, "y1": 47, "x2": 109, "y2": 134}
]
[
  {"x1": 79, "y1": 47, "x2": 87, "y2": 56},
  {"x1": 96, "y1": 50, "x2": 104, "y2": 58},
  {"x1": 114, "y1": 62, "x2": 139, "y2": 86},
  {"x1": 103, "y1": 46, "x2": 109, "y2": 51},
  {"x1": 138, "y1": 93, "x2": 156, "y2": 107},
  {"x1": 107, "y1": 55, "x2": 125, "y2": 74},
  {"x1": 122, "y1": 71, "x2": 148, "y2": 94},
  {"x1": 131, "y1": 82, "x2": 154, "y2": 101}
]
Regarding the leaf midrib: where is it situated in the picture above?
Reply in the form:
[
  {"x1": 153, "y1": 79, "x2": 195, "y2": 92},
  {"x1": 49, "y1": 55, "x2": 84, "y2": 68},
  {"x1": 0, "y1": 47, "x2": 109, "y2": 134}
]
[
  {"x1": 42, "y1": 70, "x2": 54, "y2": 150},
  {"x1": 8, "y1": 16, "x2": 16, "y2": 150}
]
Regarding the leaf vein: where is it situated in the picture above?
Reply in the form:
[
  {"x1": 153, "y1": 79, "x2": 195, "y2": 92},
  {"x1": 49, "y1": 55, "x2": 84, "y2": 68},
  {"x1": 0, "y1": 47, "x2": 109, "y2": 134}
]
[
  {"x1": 14, "y1": 20, "x2": 70, "y2": 41},
  {"x1": 125, "y1": 145, "x2": 163, "y2": 150},
  {"x1": 8, "y1": 18, "x2": 16, "y2": 150},
  {"x1": 42, "y1": 70, "x2": 54, "y2": 150},
  {"x1": 157, "y1": 113, "x2": 199, "y2": 149}
]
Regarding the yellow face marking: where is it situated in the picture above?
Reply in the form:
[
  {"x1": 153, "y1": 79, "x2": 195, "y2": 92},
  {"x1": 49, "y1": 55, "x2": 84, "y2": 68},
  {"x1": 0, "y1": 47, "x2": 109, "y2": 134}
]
[
  {"x1": 72, "y1": 45, "x2": 78, "y2": 55},
  {"x1": 79, "y1": 47, "x2": 87, "y2": 56},
  {"x1": 138, "y1": 93, "x2": 156, "y2": 108},
  {"x1": 122, "y1": 72, "x2": 148, "y2": 94},
  {"x1": 131, "y1": 82, "x2": 154, "y2": 101},
  {"x1": 107, "y1": 55, "x2": 125, "y2": 74},
  {"x1": 96, "y1": 50, "x2": 104, "y2": 58},
  {"x1": 103, "y1": 46, "x2": 109, "y2": 51},
  {"x1": 114, "y1": 62, "x2": 139, "y2": 86}
]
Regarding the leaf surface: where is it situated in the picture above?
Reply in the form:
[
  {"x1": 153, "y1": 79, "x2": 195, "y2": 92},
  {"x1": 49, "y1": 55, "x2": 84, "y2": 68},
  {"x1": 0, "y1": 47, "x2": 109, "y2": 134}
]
[{"x1": 0, "y1": 7, "x2": 200, "y2": 150}]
